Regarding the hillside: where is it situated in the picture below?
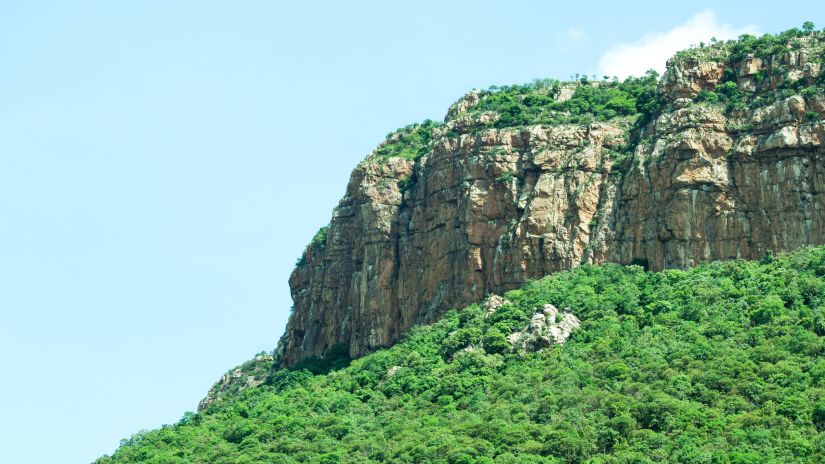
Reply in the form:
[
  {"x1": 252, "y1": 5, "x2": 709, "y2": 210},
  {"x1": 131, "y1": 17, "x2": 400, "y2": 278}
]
[
  {"x1": 100, "y1": 245, "x2": 825, "y2": 463},
  {"x1": 97, "y1": 26, "x2": 825, "y2": 463},
  {"x1": 279, "y1": 26, "x2": 825, "y2": 366}
]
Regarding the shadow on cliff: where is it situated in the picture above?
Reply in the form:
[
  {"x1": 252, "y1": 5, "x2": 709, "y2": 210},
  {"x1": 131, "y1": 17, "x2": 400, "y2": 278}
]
[{"x1": 274, "y1": 342, "x2": 352, "y2": 376}]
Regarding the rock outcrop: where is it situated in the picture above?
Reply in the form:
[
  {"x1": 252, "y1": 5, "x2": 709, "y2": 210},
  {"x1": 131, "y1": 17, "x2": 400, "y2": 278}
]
[
  {"x1": 508, "y1": 304, "x2": 581, "y2": 352},
  {"x1": 198, "y1": 354, "x2": 273, "y2": 412},
  {"x1": 277, "y1": 35, "x2": 825, "y2": 366}
]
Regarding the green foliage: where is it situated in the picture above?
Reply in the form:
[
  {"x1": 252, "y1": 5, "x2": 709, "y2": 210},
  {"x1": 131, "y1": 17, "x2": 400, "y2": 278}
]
[
  {"x1": 729, "y1": 32, "x2": 793, "y2": 62},
  {"x1": 296, "y1": 226, "x2": 329, "y2": 266},
  {"x1": 311, "y1": 226, "x2": 329, "y2": 250},
  {"x1": 696, "y1": 90, "x2": 720, "y2": 104},
  {"x1": 367, "y1": 27, "x2": 822, "y2": 179},
  {"x1": 496, "y1": 171, "x2": 515, "y2": 184},
  {"x1": 802, "y1": 86, "x2": 820, "y2": 97},
  {"x1": 461, "y1": 70, "x2": 660, "y2": 130},
  {"x1": 100, "y1": 246, "x2": 825, "y2": 464},
  {"x1": 725, "y1": 23, "x2": 821, "y2": 62},
  {"x1": 374, "y1": 119, "x2": 441, "y2": 161},
  {"x1": 397, "y1": 176, "x2": 412, "y2": 193},
  {"x1": 291, "y1": 342, "x2": 352, "y2": 375},
  {"x1": 717, "y1": 80, "x2": 748, "y2": 111},
  {"x1": 813, "y1": 400, "x2": 825, "y2": 430},
  {"x1": 673, "y1": 25, "x2": 825, "y2": 116}
]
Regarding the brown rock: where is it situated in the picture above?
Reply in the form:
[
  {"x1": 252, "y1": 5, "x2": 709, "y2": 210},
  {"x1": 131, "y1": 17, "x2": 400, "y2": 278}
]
[{"x1": 276, "y1": 38, "x2": 825, "y2": 367}]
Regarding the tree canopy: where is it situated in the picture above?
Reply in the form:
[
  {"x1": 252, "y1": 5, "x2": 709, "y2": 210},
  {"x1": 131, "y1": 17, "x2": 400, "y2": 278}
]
[{"x1": 99, "y1": 246, "x2": 825, "y2": 463}]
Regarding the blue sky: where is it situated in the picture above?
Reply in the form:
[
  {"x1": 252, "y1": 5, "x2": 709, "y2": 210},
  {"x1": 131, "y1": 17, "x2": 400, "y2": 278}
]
[{"x1": 0, "y1": 1, "x2": 821, "y2": 462}]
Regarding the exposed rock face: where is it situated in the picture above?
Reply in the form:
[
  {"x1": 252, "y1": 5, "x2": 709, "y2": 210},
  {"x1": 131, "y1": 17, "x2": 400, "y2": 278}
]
[
  {"x1": 198, "y1": 354, "x2": 273, "y2": 412},
  {"x1": 508, "y1": 304, "x2": 581, "y2": 352},
  {"x1": 482, "y1": 294, "x2": 510, "y2": 315},
  {"x1": 277, "y1": 42, "x2": 825, "y2": 367},
  {"x1": 610, "y1": 97, "x2": 825, "y2": 269}
]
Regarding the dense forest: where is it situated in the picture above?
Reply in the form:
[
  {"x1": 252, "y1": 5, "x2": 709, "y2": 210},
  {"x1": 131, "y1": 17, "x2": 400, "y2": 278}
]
[
  {"x1": 96, "y1": 25, "x2": 825, "y2": 463},
  {"x1": 99, "y1": 246, "x2": 825, "y2": 463}
]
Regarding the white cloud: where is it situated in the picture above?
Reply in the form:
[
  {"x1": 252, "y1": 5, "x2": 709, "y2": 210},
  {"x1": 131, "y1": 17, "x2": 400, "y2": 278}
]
[{"x1": 597, "y1": 10, "x2": 758, "y2": 79}]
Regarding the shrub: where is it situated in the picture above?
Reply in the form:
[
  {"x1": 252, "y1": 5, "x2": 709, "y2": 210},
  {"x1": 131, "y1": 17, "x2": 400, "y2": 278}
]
[
  {"x1": 374, "y1": 119, "x2": 441, "y2": 160},
  {"x1": 455, "y1": 70, "x2": 661, "y2": 130},
  {"x1": 496, "y1": 171, "x2": 515, "y2": 183}
]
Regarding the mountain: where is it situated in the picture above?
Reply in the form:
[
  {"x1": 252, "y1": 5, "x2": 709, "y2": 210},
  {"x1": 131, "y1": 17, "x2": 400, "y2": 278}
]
[
  {"x1": 98, "y1": 26, "x2": 825, "y2": 463},
  {"x1": 278, "y1": 27, "x2": 825, "y2": 367}
]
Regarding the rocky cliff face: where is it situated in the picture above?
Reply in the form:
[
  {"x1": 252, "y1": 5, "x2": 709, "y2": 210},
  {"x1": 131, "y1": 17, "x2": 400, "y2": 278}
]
[{"x1": 278, "y1": 33, "x2": 825, "y2": 366}]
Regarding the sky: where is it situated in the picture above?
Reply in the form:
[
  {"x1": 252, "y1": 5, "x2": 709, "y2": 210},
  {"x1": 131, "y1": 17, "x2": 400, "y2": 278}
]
[{"x1": 0, "y1": 1, "x2": 822, "y2": 462}]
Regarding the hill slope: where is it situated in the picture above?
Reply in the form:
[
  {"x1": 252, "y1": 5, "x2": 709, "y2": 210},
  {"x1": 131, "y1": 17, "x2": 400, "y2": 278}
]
[{"x1": 99, "y1": 245, "x2": 825, "y2": 463}]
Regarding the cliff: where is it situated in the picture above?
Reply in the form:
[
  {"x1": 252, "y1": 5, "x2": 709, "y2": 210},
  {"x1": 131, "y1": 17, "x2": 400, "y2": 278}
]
[{"x1": 278, "y1": 30, "x2": 825, "y2": 366}]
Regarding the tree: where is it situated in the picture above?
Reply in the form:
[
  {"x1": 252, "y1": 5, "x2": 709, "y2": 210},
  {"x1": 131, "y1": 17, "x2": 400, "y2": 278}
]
[
  {"x1": 803, "y1": 21, "x2": 815, "y2": 33},
  {"x1": 813, "y1": 400, "x2": 825, "y2": 430}
]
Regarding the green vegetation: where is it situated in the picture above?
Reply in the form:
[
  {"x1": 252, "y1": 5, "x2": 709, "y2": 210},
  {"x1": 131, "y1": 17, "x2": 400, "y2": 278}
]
[
  {"x1": 100, "y1": 246, "x2": 825, "y2": 463},
  {"x1": 728, "y1": 27, "x2": 818, "y2": 62},
  {"x1": 296, "y1": 226, "x2": 329, "y2": 266},
  {"x1": 291, "y1": 342, "x2": 353, "y2": 375},
  {"x1": 695, "y1": 80, "x2": 748, "y2": 112},
  {"x1": 496, "y1": 171, "x2": 515, "y2": 184},
  {"x1": 371, "y1": 24, "x2": 824, "y2": 166},
  {"x1": 458, "y1": 71, "x2": 660, "y2": 130},
  {"x1": 672, "y1": 23, "x2": 823, "y2": 63},
  {"x1": 373, "y1": 120, "x2": 442, "y2": 161},
  {"x1": 99, "y1": 27, "x2": 825, "y2": 464},
  {"x1": 199, "y1": 353, "x2": 275, "y2": 408},
  {"x1": 311, "y1": 226, "x2": 329, "y2": 250},
  {"x1": 685, "y1": 25, "x2": 825, "y2": 113}
]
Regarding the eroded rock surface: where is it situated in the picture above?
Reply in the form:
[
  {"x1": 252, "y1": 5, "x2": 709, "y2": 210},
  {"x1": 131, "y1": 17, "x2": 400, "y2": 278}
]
[{"x1": 277, "y1": 39, "x2": 825, "y2": 366}]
